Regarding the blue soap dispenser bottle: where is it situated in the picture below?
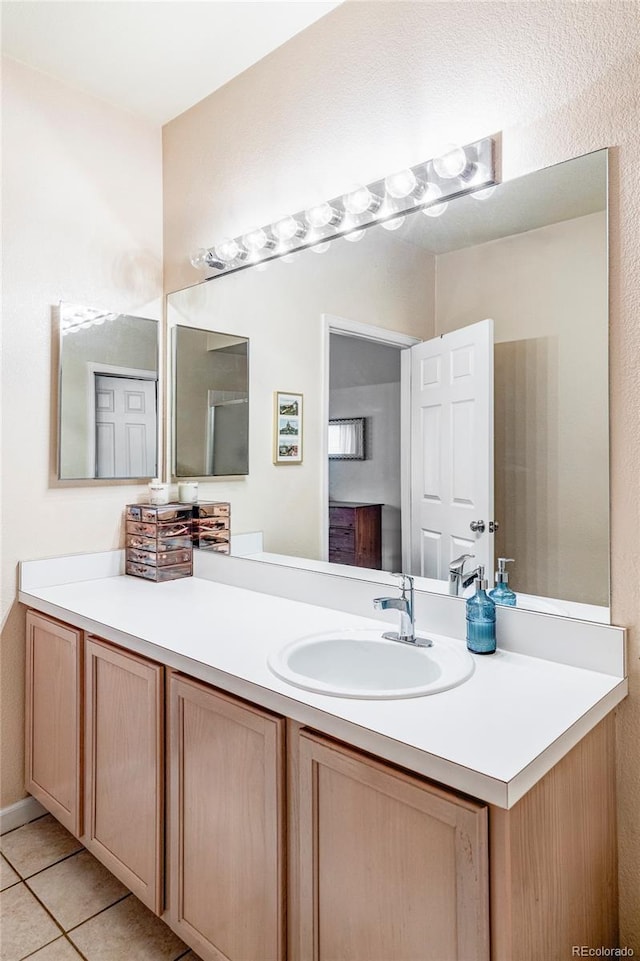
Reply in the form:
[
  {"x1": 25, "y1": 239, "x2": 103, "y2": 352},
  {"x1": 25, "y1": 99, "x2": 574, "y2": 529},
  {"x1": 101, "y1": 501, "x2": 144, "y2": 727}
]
[
  {"x1": 489, "y1": 557, "x2": 517, "y2": 607},
  {"x1": 466, "y1": 565, "x2": 496, "y2": 654}
]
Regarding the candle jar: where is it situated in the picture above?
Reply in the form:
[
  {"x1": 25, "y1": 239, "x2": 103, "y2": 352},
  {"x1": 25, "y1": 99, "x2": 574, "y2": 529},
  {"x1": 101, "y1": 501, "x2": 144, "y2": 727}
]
[{"x1": 178, "y1": 481, "x2": 199, "y2": 504}]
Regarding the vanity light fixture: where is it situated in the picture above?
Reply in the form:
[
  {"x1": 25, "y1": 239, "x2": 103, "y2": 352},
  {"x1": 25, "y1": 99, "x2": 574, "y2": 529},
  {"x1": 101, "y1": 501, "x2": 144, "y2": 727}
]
[
  {"x1": 60, "y1": 304, "x2": 119, "y2": 334},
  {"x1": 214, "y1": 238, "x2": 244, "y2": 263},
  {"x1": 423, "y1": 202, "x2": 448, "y2": 218},
  {"x1": 432, "y1": 143, "x2": 472, "y2": 180},
  {"x1": 380, "y1": 215, "x2": 406, "y2": 231},
  {"x1": 242, "y1": 227, "x2": 273, "y2": 253},
  {"x1": 190, "y1": 248, "x2": 225, "y2": 270},
  {"x1": 384, "y1": 169, "x2": 423, "y2": 200},
  {"x1": 472, "y1": 185, "x2": 497, "y2": 200},
  {"x1": 343, "y1": 185, "x2": 382, "y2": 216},
  {"x1": 305, "y1": 202, "x2": 342, "y2": 229},
  {"x1": 190, "y1": 135, "x2": 498, "y2": 276},
  {"x1": 272, "y1": 215, "x2": 307, "y2": 244}
]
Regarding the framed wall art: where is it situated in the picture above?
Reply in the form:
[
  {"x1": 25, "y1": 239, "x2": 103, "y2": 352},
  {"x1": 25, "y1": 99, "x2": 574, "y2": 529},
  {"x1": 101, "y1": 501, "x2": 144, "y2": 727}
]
[{"x1": 274, "y1": 391, "x2": 303, "y2": 464}]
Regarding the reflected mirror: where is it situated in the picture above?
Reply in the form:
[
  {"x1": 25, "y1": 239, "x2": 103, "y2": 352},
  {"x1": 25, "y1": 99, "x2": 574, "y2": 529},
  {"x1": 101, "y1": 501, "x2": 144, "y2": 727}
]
[
  {"x1": 58, "y1": 304, "x2": 159, "y2": 480},
  {"x1": 329, "y1": 418, "x2": 366, "y2": 460},
  {"x1": 167, "y1": 149, "x2": 609, "y2": 620},
  {"x1": 173, "y1": 325, "x2": 249, "y2": 477}
]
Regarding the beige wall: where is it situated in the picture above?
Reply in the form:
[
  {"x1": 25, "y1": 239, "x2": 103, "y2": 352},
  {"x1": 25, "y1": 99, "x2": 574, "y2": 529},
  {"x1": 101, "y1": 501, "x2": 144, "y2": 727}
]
[
  {"x1": 436, "y1": 212, "x2": 609, "y2": 605},
  {"x1": 0, "y1": 59, "x2": 163, "y2": 804},
  {"x1": 162, "y1": 1, "x2": 640, "y2": 941}
]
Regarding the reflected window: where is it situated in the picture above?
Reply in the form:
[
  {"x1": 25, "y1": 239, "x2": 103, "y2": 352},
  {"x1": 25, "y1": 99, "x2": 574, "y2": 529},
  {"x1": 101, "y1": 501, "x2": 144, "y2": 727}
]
[{"x1": 328, "y1": 418, "x2": 366, "y2": 460}]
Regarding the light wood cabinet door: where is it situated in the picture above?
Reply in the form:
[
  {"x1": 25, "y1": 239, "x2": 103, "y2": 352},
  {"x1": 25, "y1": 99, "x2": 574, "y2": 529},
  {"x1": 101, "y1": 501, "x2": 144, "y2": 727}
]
[
  {"x1": 167, "y1": 673, "x2": 285, "y2": 961},
  {"x1": 25, "y1": 611, "x2": 83, "y2": 837},
  {"x1": 84, "y1": 636, "x2": 164, "y2": 914},
  {"x1": 296, "y1": 731, "x2": 489, "y2": 961}
]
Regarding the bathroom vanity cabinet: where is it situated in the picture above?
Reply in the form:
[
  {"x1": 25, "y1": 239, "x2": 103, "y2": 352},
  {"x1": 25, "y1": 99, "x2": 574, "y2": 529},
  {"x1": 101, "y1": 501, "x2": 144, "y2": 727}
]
[
  {"x1": 293, "y1": 729, "x2": 489, "y2": 961},
  {"x1": 83, "y1": 637, "x2": 164, "y2": 914},
  {"x1": 25, "y1": 611, "x2": 83, "y2": 837},
  {"x1": 166, "y1": 674, "x2": 285, "y2": 961},
  {"x1": 24, "y1": 607, "x2": 619, "y2": 961}
]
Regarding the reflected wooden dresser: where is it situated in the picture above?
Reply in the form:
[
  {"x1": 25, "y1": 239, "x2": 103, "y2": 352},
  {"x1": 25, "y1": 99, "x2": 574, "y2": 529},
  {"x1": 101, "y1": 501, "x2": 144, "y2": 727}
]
[{"x1": 328, "y1": 501, "x2": 382, "y2": 569}]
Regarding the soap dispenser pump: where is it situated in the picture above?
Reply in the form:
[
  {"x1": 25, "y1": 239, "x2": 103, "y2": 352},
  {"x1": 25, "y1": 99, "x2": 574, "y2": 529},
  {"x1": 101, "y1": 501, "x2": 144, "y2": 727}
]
[
  {"x1": 465, "y1": 565, "x2": 496, "y2": 654},
  {"x1": 489, "y1": 557, "x2": 517, "y2": 607}
]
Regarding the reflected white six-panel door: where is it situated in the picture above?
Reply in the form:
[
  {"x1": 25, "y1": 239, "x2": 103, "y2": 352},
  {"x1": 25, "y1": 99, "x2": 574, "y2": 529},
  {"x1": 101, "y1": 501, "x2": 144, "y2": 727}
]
[
  {"x1": 409, "y1": 319, "x2": 494, "y2": 582},
  {"x1": 94, "y1": 374, "x2": 157, "y2": 478}
]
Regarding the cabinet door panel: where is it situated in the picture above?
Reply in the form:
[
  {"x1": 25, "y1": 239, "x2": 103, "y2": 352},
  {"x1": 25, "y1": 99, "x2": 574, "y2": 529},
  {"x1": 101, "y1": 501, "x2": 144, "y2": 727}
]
[
  {"x1": 84, "y1": 637, "x2": 163, "y2": 914},
  {"x1": 25, "y1": 611, "x2": 82, "y2": 836},
  {"x1": 167, "y1": 674, "x2": 285, "y2": 961},
  {"x1": 297, "y1": 732, "x2": 489, "y2": 961}
]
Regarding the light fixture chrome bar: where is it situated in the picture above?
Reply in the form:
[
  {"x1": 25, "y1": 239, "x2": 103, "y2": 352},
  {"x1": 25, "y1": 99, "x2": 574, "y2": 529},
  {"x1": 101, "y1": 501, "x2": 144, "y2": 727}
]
[{"x1": 191, "y1": 135, "x2": 499, "y2": 277}]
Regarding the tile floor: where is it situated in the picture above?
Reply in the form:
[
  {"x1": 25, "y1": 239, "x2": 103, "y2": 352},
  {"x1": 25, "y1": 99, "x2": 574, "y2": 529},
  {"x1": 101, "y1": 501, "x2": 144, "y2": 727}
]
[{"x1": 0, "y1": 814, "x2": 201, "y2": 961}]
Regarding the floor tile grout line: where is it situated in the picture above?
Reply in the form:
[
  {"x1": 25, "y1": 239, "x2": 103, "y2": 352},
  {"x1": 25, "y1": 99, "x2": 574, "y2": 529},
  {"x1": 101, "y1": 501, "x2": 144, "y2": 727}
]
[
  {"x1": 0, "y1": 813, "x2": 50, "y2": 840},
  {"x1": 18, "y1": 930, "x2": 72, "y2": 961},
  {"x1": 12, "y1": 877, "x2": 68, "y2": 939},
  {"x1": 0, "y1": 879, "x2": 23, "y2": 893},
  {"x1": 0, "y1": 835, "x2": 84, "y2": 882},
  {"x1": 20, "y1": 845, "x2": 86, "y2": 883},
  {"x1": 6, "y1": 880, "x2": 134, "y2": 960},
  {"x1": 18, "y1": 928, "x2": 91, "y2": 961},
  {"x1": 64, "y1": 891, "x2": 133, "y2": 934},
  {"x1": 2, "y1": 821, "x2": 199, "y2": 960}
]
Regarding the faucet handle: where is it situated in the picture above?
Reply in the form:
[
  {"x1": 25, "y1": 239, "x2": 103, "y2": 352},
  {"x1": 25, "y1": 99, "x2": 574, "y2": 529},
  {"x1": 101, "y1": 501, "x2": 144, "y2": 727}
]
[
  {"x1": 449, "y1": 553, "x2": 474, "y2": 573},
  {"x1": 392, "y1": 572, "x2": 414, "y2": 596}
]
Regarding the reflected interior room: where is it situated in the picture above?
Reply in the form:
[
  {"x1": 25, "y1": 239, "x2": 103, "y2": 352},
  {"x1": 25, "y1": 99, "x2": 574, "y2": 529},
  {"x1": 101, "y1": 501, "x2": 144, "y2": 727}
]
[{"x1": 2, "y1": 2, "x2": 639, "y2": 960}]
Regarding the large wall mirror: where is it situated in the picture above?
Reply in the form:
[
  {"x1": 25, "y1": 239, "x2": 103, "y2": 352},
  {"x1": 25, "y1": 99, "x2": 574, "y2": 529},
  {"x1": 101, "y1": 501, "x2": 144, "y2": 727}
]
[
  {"x1": 167, "y1": 149, "x2": 609, "y2": 621},
  {"x1": 58, "y1": 303, "x2": 159, "y2": 480}
]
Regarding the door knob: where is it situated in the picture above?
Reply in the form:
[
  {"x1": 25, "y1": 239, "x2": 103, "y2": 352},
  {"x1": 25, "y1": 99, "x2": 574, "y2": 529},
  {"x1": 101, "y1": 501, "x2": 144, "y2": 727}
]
[{"x1": 470, "y1": 520, "x2": 485, "y2": 533}]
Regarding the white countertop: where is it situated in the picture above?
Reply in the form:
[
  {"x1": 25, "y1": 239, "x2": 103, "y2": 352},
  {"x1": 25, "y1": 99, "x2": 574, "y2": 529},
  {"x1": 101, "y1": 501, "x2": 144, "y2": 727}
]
[{"x1": 19, "y1": 566, "x2": 627, "y2": 808}]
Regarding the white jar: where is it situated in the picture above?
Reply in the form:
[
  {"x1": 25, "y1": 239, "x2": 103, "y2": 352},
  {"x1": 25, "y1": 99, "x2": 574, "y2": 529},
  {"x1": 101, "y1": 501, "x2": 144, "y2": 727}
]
[
  {"x1": 148, "y1": 478, "x2": 169, "y2": 505},
  {"x1": 178, "y1": 481, "x2": 198, "y2": 504}
]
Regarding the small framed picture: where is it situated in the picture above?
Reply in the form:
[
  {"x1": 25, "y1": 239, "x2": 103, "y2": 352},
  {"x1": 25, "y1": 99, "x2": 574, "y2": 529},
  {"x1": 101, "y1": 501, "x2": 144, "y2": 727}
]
[{"x1": 274, "y1": 391, "x2": 303, "y2": 464}]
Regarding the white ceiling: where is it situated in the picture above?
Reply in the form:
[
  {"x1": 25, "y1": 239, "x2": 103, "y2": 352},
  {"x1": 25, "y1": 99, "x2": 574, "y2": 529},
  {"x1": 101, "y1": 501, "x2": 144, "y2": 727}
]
[{"x1": 1, "y1": 0, "x2": 342, "y2": 125}]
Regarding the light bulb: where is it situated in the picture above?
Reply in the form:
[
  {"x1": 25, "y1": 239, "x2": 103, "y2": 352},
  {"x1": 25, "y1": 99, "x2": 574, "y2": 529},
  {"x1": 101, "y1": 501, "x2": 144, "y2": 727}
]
[
  {"x1": 472, "y1": 185, "x2": 496, "y2": 200},
  {"x1": 422, "y1": 183, "x2": 442, "y2": 204},
  {"x1": 243, "y1": 228, "x2": 268, "y2": 252},
  {"x1": 214, "y1": 238, "x2": 240, "y2": 263},
  {"x1": 272, "y1": 216, "x2": 305, "y2": 243},
  {"x1": 306, "y1": 203, "x2": 341, "y2": 229},
  {"x1": 380, "y1": 216, "x2": 406, "y2": 231},
  {"x1": 311, "y1": 241, "x2": 332, "y2": 254},
  {"x1": 433, "y1": 145, "x2": 468, "y2": 180},
  {"x1": 344, "y1": 229, "x2": 365, "y2": 242},
  {"x1": 385, "y1": 169, "x2": 419, "y2": 199},
  {"x1": 343, "y1": 185, "x2": 381, "y2": 215},
  {"x1": 423, "y1": 201, "x2": 448, "y2": 218},
  {"x1": 190, "y1": 248, "x2": 210, "y2": 269}
]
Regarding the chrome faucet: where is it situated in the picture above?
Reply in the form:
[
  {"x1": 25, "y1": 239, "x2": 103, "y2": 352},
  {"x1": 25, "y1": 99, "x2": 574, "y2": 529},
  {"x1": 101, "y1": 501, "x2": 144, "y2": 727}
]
[
  {"x1": 373, "y1": 573, "x2": 432, "y2": 648},
  {"x1": 448, "y1": 553, "x2": 479, "y2": 596}
]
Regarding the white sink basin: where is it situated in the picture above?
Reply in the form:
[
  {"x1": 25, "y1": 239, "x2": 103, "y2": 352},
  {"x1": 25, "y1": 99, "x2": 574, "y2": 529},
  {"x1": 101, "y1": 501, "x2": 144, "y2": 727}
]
[{"x1": 267, "y1": 628, "x2": 474, "y2": 699}]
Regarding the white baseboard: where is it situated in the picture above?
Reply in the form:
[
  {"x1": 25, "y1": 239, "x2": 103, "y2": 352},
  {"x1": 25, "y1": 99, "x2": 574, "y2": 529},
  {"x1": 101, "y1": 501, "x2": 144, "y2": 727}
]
[{"x1": 0, "y1": 796, "x2": 47, "y2": 835}]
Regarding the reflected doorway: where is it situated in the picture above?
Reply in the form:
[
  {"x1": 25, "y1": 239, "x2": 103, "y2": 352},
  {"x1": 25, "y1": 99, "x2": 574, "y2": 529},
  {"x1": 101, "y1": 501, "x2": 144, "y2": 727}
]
[{"x1": 327, "y1": 327, "x2": 407, "y2": 572}]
